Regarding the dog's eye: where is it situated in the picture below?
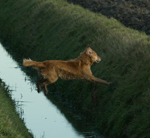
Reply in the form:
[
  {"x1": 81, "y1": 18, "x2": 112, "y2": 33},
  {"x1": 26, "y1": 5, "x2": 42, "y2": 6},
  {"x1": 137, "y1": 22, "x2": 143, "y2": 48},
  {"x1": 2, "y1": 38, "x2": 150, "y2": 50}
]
[{"x1": 89, "y1": 51, "x2": 92, "y2": 54}]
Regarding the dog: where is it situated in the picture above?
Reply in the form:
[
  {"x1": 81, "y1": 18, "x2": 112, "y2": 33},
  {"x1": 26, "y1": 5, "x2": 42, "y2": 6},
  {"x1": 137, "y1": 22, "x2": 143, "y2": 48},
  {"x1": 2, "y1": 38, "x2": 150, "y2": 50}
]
[{"x1": 23, "y1": 46, "x2": 111, "y2": 94}]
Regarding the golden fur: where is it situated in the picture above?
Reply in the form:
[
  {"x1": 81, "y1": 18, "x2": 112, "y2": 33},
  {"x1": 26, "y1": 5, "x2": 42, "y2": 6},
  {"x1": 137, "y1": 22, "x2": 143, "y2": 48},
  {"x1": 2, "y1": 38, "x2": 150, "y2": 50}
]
[{"x1": 23, "y1": 46, "x2": 111, "y2": 94}]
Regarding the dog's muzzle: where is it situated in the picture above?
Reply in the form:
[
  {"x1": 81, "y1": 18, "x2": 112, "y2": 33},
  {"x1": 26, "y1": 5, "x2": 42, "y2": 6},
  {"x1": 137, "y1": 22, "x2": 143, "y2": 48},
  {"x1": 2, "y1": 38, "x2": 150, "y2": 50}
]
[{"x1": 96, "y1": 58, "x2": 101, "y2": 63}]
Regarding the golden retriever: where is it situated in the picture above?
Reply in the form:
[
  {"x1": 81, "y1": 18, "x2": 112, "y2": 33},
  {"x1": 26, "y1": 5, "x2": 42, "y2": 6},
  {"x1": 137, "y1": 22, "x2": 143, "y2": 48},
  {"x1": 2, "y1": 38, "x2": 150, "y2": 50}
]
[{"x1": 23, "y1": 46, "x2": 111, "y2": 94}]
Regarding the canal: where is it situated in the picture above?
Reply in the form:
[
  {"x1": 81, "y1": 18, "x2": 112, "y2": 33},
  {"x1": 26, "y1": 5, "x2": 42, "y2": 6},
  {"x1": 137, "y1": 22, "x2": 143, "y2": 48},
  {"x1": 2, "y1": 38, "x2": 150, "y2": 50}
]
[{"x1": 0, "y1": 43, "x2": 86, "y2": 138}]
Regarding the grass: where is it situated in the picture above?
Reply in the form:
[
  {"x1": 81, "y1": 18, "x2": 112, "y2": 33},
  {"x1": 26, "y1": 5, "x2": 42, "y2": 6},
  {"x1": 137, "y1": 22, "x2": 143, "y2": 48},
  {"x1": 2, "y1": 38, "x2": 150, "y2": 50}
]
[
  {"x1": 0, "y1": 79, "x2": 33, "y2": 138},
  {"x1": 0, "y1": 0, "x2": 150, "y2": 137}
]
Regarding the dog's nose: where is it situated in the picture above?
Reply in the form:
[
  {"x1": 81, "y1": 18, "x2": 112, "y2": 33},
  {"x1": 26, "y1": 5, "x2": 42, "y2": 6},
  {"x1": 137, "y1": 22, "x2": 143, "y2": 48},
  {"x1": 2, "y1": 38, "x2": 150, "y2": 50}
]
[{"x1": 96, "y1": 58, "x2": 101, "y2": 63}]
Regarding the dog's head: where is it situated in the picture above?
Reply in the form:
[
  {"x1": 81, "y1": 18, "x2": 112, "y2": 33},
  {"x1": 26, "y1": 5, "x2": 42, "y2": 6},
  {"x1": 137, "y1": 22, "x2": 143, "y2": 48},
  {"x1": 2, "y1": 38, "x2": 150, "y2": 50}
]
[{"x1": 85, "y1": 46, "x2": 101, "y2": 63}]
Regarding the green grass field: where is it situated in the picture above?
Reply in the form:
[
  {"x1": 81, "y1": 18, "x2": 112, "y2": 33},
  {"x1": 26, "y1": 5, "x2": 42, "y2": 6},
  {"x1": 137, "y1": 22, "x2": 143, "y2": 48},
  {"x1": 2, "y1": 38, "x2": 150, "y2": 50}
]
[
  {"x1": 0, "y1": 79, "x2": 33, "y2": 138},
  {"x1": 0, "y1": 0, "x2": 150, "y2": 137}
]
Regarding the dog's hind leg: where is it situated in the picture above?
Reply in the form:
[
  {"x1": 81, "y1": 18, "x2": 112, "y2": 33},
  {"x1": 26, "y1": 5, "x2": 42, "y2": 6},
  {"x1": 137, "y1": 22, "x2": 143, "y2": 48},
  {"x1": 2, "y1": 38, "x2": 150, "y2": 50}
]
[
  {"x1": 43, "y1": 80, "x2": 51, "y2": 95},
  {"x1": 36, "y1": 78, "x2": 47, "y2": 93},
  {"x1": 43, "y1": 75, "x2": 58, "y2": 95}
]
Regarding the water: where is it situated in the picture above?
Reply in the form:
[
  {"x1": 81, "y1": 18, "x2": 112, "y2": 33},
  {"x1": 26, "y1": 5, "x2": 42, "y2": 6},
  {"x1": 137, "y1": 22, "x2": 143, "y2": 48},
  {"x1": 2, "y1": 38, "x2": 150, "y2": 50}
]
[{"x1": 0, "y1": 43, "x2": 85, "y2": 138}]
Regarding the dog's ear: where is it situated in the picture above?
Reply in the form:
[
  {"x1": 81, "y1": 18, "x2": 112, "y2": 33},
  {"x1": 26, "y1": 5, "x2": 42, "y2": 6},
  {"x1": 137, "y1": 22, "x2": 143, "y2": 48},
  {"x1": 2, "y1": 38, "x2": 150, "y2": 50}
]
[
  {"x1": 86, "y1": 47, "x2": 92, "y2": 54},
  {"x1": 85, "y1": 45, "x2": 91, "y2": 51},
  {"x1": 86, "y1": 44, "x2": 90, "y2": 48}
]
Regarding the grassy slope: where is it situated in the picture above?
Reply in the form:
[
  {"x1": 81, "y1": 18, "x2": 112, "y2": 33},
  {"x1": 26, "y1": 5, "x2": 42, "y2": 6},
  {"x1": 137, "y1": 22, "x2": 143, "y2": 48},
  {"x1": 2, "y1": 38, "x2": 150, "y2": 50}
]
[
  {"x1": 0, "y1": 79, "x2": 33, "y2": 138},
  {"x1": 0, "y1": 0, "x2": 150, "y2": 137}
]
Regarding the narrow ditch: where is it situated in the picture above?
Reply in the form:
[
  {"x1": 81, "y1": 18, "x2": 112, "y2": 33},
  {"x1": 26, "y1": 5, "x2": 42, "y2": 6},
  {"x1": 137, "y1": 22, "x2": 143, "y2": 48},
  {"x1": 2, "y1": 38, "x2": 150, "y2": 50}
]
[{"x1": 0, "y1": 43, "x2": 86, "y2": 138}]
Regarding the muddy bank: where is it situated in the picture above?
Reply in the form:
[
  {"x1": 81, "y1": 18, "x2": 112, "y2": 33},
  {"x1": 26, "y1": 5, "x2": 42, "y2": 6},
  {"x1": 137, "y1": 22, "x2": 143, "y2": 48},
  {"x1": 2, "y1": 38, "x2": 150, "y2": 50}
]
[{"x1": 67, "y1": 0, "x2": 150, "y2": 35}]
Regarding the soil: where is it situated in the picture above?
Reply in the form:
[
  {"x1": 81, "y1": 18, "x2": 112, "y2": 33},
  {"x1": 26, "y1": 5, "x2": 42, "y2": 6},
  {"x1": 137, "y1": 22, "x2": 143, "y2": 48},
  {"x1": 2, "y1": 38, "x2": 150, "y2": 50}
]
[{"x1": 66, "y1": 0, "x2": 150, "y2": 35}]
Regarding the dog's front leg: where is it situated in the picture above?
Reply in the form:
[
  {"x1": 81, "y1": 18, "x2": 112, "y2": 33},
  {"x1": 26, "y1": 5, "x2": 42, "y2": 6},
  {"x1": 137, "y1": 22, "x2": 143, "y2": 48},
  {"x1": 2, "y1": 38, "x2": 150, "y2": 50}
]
[{"x1": 89, "y1": 75, "x2": 111, "y2": 85}]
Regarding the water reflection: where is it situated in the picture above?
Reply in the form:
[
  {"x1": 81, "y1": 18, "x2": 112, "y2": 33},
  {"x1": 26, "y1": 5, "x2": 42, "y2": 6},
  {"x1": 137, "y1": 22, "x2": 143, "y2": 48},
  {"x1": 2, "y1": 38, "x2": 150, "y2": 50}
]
[{"x1": 0, "y1": 43, "x2": 85, "y2": 138}]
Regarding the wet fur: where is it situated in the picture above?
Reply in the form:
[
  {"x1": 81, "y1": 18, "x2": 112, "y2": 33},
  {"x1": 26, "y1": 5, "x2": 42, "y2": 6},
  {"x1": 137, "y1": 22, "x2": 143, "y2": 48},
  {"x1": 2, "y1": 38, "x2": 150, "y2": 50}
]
[{"x1": 23, "y1": 47, "x2": 111, "y2": 94}]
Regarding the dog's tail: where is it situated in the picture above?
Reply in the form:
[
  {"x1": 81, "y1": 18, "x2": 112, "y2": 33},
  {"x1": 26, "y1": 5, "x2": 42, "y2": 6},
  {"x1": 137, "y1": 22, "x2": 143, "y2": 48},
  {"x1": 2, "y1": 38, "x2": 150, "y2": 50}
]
[{"x1": 23, "y1": 59, "x2": 46, "y2": 68}]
